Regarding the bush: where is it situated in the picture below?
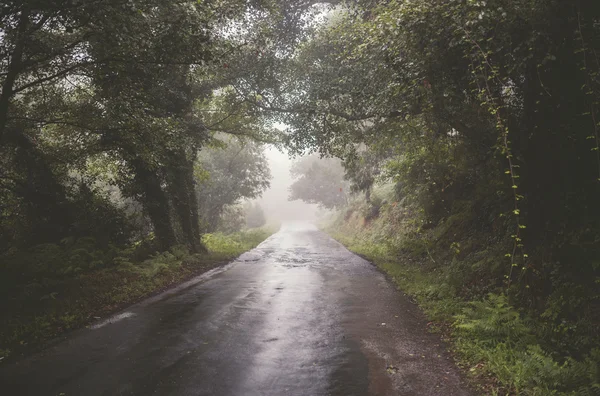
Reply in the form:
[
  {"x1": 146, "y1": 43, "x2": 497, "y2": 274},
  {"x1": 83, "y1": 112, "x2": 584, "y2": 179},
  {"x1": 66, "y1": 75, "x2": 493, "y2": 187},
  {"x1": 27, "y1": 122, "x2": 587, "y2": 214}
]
[
  {"x1": 454, "y1": 294, "x2": 600, "y2": 395},
  {"x1": 245, "y1": 202, "x2": 266, "y2": 228},
  {"x1": 217, "y1": 205, "x2": 245, "y2": 233},
  {"x1": 327, "y1": 204, "x2": 600, "y2": 395}
]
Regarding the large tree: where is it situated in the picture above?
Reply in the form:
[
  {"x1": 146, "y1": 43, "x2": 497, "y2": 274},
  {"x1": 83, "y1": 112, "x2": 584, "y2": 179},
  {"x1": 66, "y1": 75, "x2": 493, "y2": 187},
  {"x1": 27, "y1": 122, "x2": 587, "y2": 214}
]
[
  {"x1": 234, "y1": 0, "x2": 600, "y2": 368},
  {"x1": 0, "y1": 0, "x2": 320, "y2": 253}
]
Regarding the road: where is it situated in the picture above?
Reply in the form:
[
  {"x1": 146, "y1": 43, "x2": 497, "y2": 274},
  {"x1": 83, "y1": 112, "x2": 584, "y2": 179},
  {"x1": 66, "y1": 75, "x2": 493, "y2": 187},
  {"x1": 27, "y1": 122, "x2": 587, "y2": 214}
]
[{"x1": 0, "y1": 223, "x2": 473, "y2": 396}]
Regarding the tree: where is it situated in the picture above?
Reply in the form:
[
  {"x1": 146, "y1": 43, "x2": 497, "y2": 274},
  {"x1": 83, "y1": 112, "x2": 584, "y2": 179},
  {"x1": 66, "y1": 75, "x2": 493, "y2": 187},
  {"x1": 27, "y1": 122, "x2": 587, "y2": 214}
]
[
  {"x1": 217, "y1": 205, "x2": 246, "y2": 234},
  {"x1": 289, "y1": 154, "x2": 348, "y2": 209},
  {"x1": 236, "y1": 0, "x2": 600, "y2": 374},
  {"x1": 0, "y1": 0, "x2": 317, "y2": 254},
  {"x1": 195, "y1": 136, "x2": 271, "y2": 232},
  {"x1": 245, "y1": 202, "x2": 266, "y2": 229}
]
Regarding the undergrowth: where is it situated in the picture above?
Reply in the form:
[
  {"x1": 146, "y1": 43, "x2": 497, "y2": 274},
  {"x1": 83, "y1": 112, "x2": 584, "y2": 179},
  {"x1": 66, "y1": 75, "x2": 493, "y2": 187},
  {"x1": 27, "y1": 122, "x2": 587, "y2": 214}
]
[
  {"x1": 326, "y1": 196, "x2": 600, "y2": 396},
  {"x1": 0, "y1": 227, "x2": 274, "y2": 362}
]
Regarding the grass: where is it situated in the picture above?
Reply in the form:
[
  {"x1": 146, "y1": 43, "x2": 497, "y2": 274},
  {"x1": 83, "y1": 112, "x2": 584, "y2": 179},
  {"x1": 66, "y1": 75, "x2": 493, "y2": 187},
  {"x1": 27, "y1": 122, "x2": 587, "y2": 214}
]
[
  {"x1": 327, "y1": 226, "x2": 600, "y2": 396},
  {"x1": 0, "y1": 227, "x2": 275, "y2": 362}
]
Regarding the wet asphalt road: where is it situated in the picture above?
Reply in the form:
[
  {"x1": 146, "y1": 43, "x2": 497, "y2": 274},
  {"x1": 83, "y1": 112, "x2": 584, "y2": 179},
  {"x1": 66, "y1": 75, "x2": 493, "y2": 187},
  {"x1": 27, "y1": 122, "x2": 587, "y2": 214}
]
[{"x1": 0, "y1": 223, "x2": 473, "y2": 396}]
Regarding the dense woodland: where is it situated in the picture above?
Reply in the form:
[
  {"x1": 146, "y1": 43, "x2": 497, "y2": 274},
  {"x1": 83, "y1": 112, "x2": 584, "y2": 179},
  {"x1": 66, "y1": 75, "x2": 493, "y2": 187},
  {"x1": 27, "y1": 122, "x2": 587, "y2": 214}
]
[
  {"x1": 0, "y1": 0, "x2": 285, "y2": 358},
  {"x1": 283, "y1": 0, "x2": 600, "y2": 394},
  {"x1": 0, "y1": 0, "x2": 296, "y2": 277},
  {"x1": 2, "y1": 0, "x2": 600, "y2": 394}
]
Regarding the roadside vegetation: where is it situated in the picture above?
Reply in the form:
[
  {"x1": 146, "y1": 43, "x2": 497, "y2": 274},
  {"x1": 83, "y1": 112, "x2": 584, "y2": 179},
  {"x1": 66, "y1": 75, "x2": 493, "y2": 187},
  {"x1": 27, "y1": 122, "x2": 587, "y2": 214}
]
[
  {"x1": 323, "y1": 193, "x2": 598, "y2": 395},
  {"x1": 3, "y1": 0, "x2": 600, "y2": 393},
  {"x1": 0, "y1": 226, "x2": 275, "y2": 362},
  {"x1": 280, "y1": 1, "x2": 600, "y2": 394},
  {"x1": 0, "y1": 0, "x2": 300, "y2": 362}
]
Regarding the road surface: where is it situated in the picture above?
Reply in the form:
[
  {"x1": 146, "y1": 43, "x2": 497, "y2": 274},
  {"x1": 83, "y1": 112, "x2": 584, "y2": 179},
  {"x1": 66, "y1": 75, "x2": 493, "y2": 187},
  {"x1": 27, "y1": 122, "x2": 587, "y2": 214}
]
[{"x1": 0, "y1": 223, "x2": 473, "y2": 395}]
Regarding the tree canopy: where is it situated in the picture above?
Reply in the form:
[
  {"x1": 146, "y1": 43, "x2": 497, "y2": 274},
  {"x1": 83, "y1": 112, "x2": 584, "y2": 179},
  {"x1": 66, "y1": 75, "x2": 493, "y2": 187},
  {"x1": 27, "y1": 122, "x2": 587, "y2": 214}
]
[
  {"x1": 0, "y1": 0, "x2": 314, "y2": 254},
  {"x1": 2, "y1": 1, "x2": 600, "y2": 391},
  {"x1": 257, "y1": 2, "x2": 600, "y2": 390},
  {"x1": 288, "y1": 154, "x2": 348, "y2": 209}
]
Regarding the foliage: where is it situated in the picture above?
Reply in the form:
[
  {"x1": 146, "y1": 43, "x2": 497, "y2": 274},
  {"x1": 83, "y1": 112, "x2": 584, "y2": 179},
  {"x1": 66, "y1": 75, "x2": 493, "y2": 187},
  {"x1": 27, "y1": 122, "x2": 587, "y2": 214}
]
[
  {"x1": 251, "y1": 0, "x2": 600, "y2": 323},
  {"x1": 244, "y1": 202, "x2": 267, "y2": 229},
  {"x1": 231, "y1": 0, "x2": 600, "y2": 391},
  {"x1": 216, "y1": 205, "x2": 247, "y2": 234},
  {"x1": 203, "y1": 228, "x2": 273, "y2": 258},
  {"x1": 289, "y1": 154, "x2": 348, "y2": 208},
  {"x1": 454, "y1": 295, "x2": 600, "y2": 396},
  {"x1": 195, "y1": 136, "x2": 271, "y2": 232},
  {"x1": 0, "y1": 0, "x2": 310, "y2": 284},
  {"x1": 0, "y1": 0, "x2": 308, "y2": 358},
  {"x1": 327, "y1": 209, "x2": 600, "y2": 395},
  {"x1": 0, "y1": 228, "x2": 274, "y2": 360},
  {"x1": 3, "y1": 0, "x2": 600, "y2": 391}
]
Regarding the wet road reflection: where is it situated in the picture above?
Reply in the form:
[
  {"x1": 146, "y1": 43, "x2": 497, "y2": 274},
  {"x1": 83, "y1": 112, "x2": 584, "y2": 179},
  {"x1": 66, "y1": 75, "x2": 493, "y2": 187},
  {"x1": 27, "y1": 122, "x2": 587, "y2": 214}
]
[{"x1": 0, "y1": 222, "x2": 472, "y2": 395}]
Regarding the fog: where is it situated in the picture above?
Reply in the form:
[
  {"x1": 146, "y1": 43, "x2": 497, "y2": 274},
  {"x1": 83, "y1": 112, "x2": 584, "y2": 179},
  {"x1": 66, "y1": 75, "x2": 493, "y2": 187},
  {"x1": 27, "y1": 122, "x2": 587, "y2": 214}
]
[{"x1": 257, "y1": 146, "x2": 319, "y2": 224}]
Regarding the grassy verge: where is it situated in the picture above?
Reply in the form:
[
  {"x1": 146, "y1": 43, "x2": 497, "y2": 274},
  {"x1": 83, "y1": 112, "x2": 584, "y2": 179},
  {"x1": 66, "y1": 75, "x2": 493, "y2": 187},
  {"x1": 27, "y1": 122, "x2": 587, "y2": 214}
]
[
  {"x1": 327, "y1": 227, "x2": 599, "y2": 396},
  {"x1": 0, "y1": 228, "x2": 275, "y2": 362}
]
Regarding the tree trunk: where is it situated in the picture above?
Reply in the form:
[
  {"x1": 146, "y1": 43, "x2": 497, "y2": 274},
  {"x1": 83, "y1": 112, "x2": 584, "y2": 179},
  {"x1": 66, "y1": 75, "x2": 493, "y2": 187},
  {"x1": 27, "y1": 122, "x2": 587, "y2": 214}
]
[
  {"x1": 6, "y1": 126, "x2": 71, "y2": 245},
  {"x1": 130, "y1": 158, "x2": 177, "y2": 251},
  {"x1": 168, "y1": 151, "x2": 206, "y2": 254},
  {"x1": 0, "y1": 10, "x2": 29, "y2": 143}
]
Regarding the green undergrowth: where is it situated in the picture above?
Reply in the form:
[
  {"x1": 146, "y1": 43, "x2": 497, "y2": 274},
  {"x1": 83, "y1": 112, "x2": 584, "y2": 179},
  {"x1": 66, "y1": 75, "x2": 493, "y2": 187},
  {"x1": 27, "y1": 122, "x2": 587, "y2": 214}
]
[
  {"x1": 326, "y1": 208, "x2": 600, "y2": 396},
  {"x1": 0, "y1": 227, "x2": 275, "y2": 362}
]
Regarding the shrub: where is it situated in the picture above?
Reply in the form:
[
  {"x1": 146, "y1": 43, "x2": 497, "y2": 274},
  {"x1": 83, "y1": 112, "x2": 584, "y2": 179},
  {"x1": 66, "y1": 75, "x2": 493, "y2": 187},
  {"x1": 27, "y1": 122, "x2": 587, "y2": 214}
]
[{"x1": 245, "y1": 202, "x2": 266, "y2": 228}]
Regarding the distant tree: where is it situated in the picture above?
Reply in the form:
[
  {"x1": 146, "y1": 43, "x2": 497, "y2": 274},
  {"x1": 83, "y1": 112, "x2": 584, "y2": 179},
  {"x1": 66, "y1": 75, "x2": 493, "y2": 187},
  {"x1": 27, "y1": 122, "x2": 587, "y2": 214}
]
[
  {"x1": 342, "y1": 145, "x2": 394, "y2": 203},
  {"x1": 245, "y1": 202, "x2": 266, "y2": 228},
  {"x1": 289, "y1": 155, "x2": 348, "y2": 209},
  {"x1": 195, "y1": 137, "x2": 271, "y2": 232},
  {"x1": 217, "y1": 205, "x2": 246, "y2": 234}
]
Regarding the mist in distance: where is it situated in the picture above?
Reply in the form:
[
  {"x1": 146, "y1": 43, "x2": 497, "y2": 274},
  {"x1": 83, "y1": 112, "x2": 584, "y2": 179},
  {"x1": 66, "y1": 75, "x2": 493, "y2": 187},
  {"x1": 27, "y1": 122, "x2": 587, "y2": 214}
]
[{"x1": 258, "y1": 146, "x2": 319, "y2": 225}]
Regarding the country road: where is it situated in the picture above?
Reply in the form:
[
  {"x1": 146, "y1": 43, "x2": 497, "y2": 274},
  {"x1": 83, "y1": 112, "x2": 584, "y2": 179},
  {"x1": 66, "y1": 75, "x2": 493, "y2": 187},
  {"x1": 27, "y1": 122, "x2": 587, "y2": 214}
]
[{"x1": 0, "y1": 223, "x2": 473, "y2": 396}]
